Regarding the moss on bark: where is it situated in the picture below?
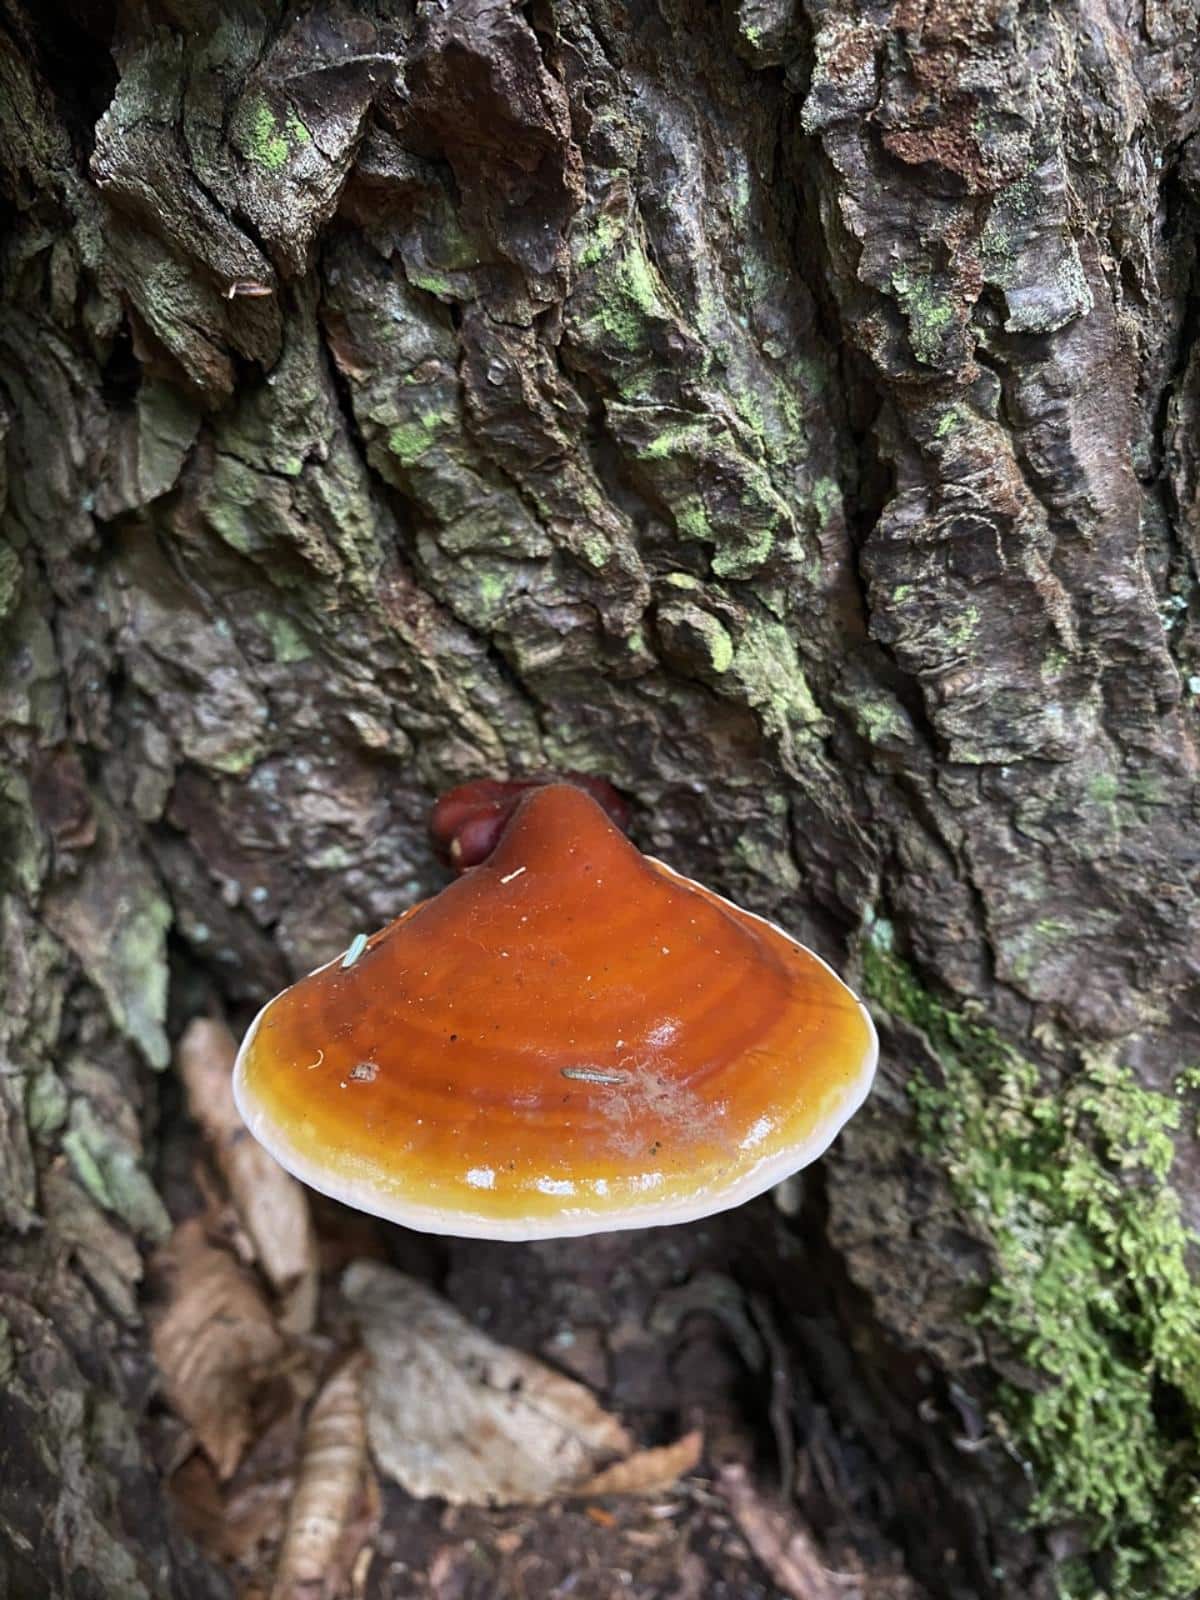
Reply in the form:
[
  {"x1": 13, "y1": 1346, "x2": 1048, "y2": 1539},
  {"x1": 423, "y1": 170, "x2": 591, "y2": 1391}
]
[{"x1": 865, "y1": 935, "x2": 1200, "y2": 1598}]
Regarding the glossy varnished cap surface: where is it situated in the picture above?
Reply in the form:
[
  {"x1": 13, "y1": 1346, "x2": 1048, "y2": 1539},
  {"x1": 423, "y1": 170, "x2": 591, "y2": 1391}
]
[{"x1": 233, "y1": 785, "x2": 877, "y2": 1239}]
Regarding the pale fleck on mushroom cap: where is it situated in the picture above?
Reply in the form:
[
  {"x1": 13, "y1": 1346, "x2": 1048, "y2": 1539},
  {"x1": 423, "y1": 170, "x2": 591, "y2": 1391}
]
[{"x1": 233, "y1": 785, "x2": 878, "y2": 1240}]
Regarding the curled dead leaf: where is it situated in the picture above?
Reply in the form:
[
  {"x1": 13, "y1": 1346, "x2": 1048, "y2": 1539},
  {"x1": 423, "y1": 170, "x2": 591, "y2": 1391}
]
[
  {"x1": 718, "y1": 1462, "x2": 859, "y2": 1600},
  {"x1": 178, "y1": 1018, "x2": 318, "y2": 1333},
  {"x1": 343, "y1": 1261, "x2": 634, "y2": 1506},
  {"x1": 170, "y1": 1450, "x2": 295, "y2": 1569},
  {"x1": 271, "y1": 1355, "x2": 369, "y2": 1599},
  {"x1": 168, "y1": 1360, "x2": 321, "y2": 1580},
  {"x1": 575, "y1": 1428, "x2": 704, "y2": 1497},
  {"x1": 152, "y1": 1219, "x2": 286, "y2": 1479}
]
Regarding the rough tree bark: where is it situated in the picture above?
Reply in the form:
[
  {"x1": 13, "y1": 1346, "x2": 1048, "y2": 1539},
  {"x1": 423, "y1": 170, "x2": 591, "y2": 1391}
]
[{"x1": 1, "y1": 1, "x2": 1197, "y2": 1597}]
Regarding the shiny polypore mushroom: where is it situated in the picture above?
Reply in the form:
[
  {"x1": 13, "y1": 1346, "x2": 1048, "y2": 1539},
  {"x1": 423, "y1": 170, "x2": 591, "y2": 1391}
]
[
  {"x1": 233, "y1": 783, "x2": 877, "y2": 1240},
  {"x1": 430, "y1": 772, "x2": 631, "y2": 871}
]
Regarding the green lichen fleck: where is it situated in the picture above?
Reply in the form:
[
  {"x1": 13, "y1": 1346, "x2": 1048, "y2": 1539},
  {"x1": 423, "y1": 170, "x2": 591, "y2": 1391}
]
[
  {"x1": 713, "y1": 518, "x2": 774, "y2": 579},
  {"x1": 619, "y1": 244, "x2": 662, "y2": 316},
  {"x1": 706, "y1": 626, "x2": 734, "y2": 675},
  {"x1": 864, "y1": 943, "x2": 1200, "y2": 1599},
  {"x1": 406, "y1": 266, "x2": 458, "y2": 299},
  {"x1": 207, "y1": 741, "x2": 262, "y2": 777},
  {"x1": 256, "y1": 610, "x2": 312, "y2": 664},
  {"x1": 387, "y1": 412, "x2": 451, "y2": 467},
  {"x1": 284, "y1": 108, "x2": 310, "y2": 147},
  {"x1": 579, "y1": 210, "x2": 625, "y2": 268},
  {"x1": 891, "y1": 267, "x2": 957, "y2": 366},
  {"x1": 63, "y1": 1102, "x2": 171, "y2": 1241},
  {"x1": 733, "y1": 829, "x2": 800, "y2": 890},
  {"x1": 947, "y1": 603, "x2": 981, "y2": 649},
  {"x1": 473, "y1": 567, "x2": 512, "y2": 609},
  {"x1": 854, "y1": 695, "x2": 908, "y2": 745},
  {"x1": 674, "y1": 496, "x2": 710, "y2": 542},
  {"x1": 689, "y1": 609, "x2": 735, "y2": 675},
  {"x1": 26, "y1": 1068, "x2": 68, "y2": 1138},
  {"x1": 638, "y1": 421, "x2": 708, "y2": 462},
  {"x1": 730, "y1": 616, "x2": 823, "y2": 738},
  {"x1": 589, "y1": 239, "x2": 674, "y2": 352},
  {"x1": 247, "y1": 98, "x2": 289, "y2": 170},
  {"x1": 934, "y1": 407, "x2": 962, "y2": 438},
  {"x1": 1123, "y1": 771, "x2": 1167, "y2": 807},
  {"x1": 812, "y1": 475, "x2": 840, "y2": 527},
  {"x1": 733, "y1": 387, "x2": 766, "y2": 448},
  {"x1": 575, "y1": 530, "x2": 611, "y2": 571}
]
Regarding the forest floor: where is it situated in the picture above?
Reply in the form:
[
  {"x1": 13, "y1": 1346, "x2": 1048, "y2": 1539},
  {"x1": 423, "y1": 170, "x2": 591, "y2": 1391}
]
[{"x1": 149, "y1": 1022, "x2": 925, "y2": 1600}]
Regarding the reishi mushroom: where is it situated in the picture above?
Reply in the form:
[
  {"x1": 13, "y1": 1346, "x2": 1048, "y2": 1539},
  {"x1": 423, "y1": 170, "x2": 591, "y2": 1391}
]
[
  {"x1": 430, "y1": 772, "x2": 631, "y2": 871},
  {"x1": 233, "y1": 783, "x2": 877, "y2": 1240}
]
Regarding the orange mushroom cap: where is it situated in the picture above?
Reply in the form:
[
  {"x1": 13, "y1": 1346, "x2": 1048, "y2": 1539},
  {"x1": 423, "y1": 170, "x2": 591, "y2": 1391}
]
[{"x1": 233, "y1": 784, "x2": 877, "y2": 1240}]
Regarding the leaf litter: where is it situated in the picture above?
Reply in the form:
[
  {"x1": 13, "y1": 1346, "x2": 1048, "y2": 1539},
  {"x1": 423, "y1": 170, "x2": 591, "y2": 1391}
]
[
  {"x1": 177, "y1": 1018, "x2": 319, "y2": 1333},
  {"x1": 151, "y1": 1217, "x2": 288, "y2": 1480},
  {"x1": 155, "y1": 1016, "x2": 378, "y2": 1597},
  {"x1": 344, "y1": 1261, "x2": 701, "y2": 1506},
  {"x1": 151, "y1": 1013, "x2": 878, "y2": 1598},
  {"x1": 272, "y1": 1354, "x2": 371, "y2": 1599}
]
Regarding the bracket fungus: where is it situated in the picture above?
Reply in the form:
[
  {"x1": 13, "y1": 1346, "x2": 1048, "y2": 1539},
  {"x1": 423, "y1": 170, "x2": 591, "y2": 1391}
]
[
  {"x1": 234, "y1": 784, "x2": 877, "y2": 1240},
  {"x1": 430, "y1": 771, "x2": 631, "y2": 871}
]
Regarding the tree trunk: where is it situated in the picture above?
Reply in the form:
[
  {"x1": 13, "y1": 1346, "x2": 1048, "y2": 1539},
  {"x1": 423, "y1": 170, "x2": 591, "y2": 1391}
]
[{"x1": 1, "y1": 1, "x2": 1198, "y2": 1596}]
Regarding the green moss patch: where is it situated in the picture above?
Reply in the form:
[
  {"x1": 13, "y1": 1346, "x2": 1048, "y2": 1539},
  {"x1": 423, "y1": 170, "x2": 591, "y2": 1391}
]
[
  {"x1": 863, "y1": 942, "x2": 1200, "y2": 1598},
  {"x1": 234, "y1": 96, "x2": 311, "y2": 173}
]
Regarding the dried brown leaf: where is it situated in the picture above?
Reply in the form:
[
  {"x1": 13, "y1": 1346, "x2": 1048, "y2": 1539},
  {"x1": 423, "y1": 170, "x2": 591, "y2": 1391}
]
[
  {"x1": 152, "y1": 1219, "x2": 286, "y2": 1479},
  {"x1": 168, "y1": 1368, "x2": 313, "y2": 1578},
  {"x1": 178, "y1": 1017, "x2": 318, "y2": 1333},
  {"x1": 272, "y1": 1355, "x2": 369, "y2": 1599},
  {"x1": 718, "y1": 1462, "x2": 859, "y2": 1600},
  {"x1": 170, "y1": 1451, "x2": 293, "y2": 1567},
  {"x1": 350, "y1": 1543, "x2": 375, "y2": 1598},
  {"x1": 575, "y1": 1429, "x2": 704, "y2": 1497},
  {"x1": 343, "y1": 1261, "x2": 633, "y2": 1506},
  {"x1": 168, "y1": 1454, "x2": 229, "y2": 1552}
]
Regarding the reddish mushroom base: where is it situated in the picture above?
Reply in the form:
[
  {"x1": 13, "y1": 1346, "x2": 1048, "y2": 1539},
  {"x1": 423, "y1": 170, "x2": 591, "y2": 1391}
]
[
  {"x1": 234, "y1": 785, "x2": 877, "y2": 1240},
  {"x1": 429, "y1": 773, "x2": 631, "y2": 871}
]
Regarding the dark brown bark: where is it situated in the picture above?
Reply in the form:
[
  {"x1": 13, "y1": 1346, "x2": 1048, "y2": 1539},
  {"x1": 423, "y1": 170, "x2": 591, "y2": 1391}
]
[{"x1": 1, "y1": 1, "x2": 1198, "y2": 1596}]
